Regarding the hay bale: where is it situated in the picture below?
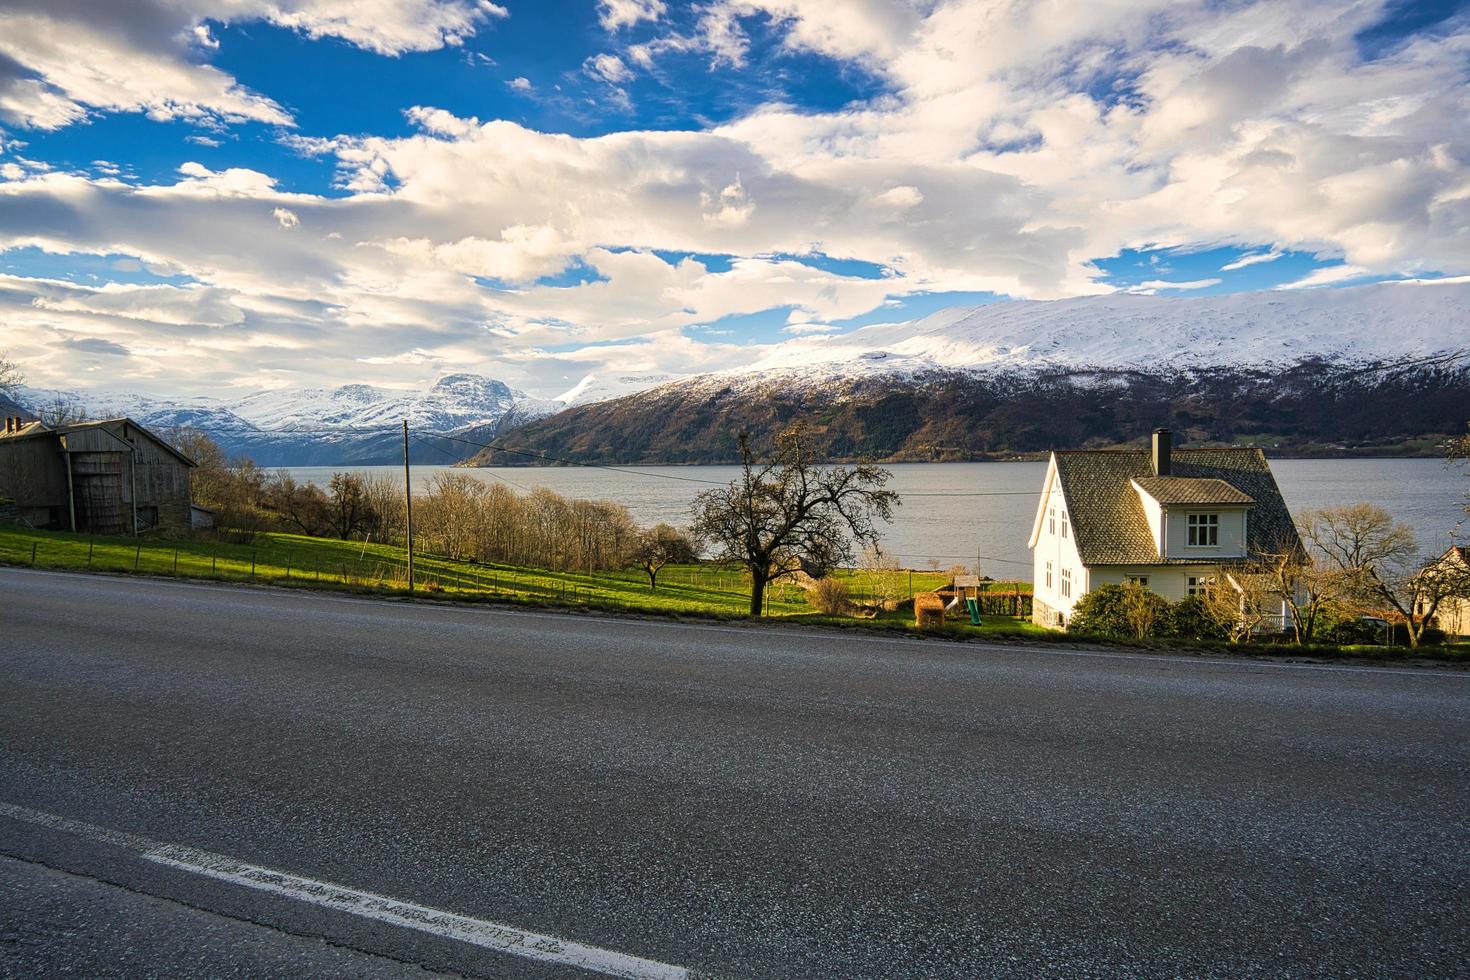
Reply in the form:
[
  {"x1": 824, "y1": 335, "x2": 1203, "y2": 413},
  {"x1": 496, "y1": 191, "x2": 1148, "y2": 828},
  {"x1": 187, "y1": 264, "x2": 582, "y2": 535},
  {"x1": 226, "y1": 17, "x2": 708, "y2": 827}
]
[{"x1": 914, "y1": 591, "x2": 945, "y2": 629}]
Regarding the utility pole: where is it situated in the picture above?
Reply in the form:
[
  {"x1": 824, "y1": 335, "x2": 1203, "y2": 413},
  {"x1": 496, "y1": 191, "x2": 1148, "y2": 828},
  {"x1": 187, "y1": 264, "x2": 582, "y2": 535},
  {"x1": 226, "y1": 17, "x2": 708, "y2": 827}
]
[{"x1": 403, "y1": 419, "x2": 415, "y2": 593}]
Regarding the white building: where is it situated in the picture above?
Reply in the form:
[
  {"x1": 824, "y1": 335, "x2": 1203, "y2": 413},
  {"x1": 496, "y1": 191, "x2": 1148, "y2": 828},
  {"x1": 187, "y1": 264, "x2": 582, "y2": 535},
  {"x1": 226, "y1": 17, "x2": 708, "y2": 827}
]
[{"x1": 1028, "y1": 429, "x2": 1301, "y2": 629}]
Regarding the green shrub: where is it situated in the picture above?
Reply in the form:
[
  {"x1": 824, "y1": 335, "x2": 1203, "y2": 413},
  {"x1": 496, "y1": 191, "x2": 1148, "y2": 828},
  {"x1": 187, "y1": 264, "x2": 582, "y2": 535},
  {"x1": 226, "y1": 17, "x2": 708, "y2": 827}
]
[
  {"x1": 1321, "y1": 618, "x2": 1381, "y2": 645},
  {"x1": 1070, "y1": 583, "x2": 1171, "y2": 640},
  {"x1": 1166, "y1": 595, "x2": 1230, "y2": 642}
]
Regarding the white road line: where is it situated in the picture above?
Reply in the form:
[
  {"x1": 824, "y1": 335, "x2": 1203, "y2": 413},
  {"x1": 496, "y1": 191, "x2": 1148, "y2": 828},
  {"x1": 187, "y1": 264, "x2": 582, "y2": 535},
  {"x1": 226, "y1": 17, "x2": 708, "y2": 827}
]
[
  {"x1": 5, "y1": 564, "x2": 1466, "y2": 680},
  {"x1": 0, "y1": 801, "x2": 689, "y2": 980}
]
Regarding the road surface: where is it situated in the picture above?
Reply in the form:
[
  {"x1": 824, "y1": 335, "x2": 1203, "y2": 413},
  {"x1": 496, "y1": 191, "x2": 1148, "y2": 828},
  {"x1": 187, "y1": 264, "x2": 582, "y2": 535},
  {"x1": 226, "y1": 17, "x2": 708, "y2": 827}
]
[{"x1": 1, "y1": 567, "x2": 1467, "y2": 977}]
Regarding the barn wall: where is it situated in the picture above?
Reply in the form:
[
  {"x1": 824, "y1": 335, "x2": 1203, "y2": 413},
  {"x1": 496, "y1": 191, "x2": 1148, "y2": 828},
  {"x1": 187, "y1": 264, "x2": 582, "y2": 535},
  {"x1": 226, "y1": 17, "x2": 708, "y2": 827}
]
[
  {"x1": 110, "y1": 422, "x2": 192, "y2": 530},
  {"x1": 0, "y1": 438, "x2": 67, "y2": 528}
]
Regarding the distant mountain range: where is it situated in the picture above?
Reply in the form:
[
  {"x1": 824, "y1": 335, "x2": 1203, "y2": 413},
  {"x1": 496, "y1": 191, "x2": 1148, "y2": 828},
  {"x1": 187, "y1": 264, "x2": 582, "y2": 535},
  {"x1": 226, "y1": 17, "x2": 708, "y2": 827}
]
[
  {"x1": 13, "y1": 280, "x2": 1469, "y2": 466},
  {"x1": 477, "y1": 280, "x2": 1470, "y2": 464},
  {"x1": 14, "y1": 374, "x2": 561, "y2": 465}
]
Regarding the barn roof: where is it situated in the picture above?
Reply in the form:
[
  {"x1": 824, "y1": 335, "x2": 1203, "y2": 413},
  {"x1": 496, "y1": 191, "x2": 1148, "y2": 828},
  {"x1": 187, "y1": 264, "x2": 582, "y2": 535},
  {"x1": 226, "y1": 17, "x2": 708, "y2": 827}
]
[
  {"x1": 0, "y1": 418, "x2": 196, "y2": 468},
  {"x1": 1054, "y1": 448, "x2": 1301, "y2": 566}
]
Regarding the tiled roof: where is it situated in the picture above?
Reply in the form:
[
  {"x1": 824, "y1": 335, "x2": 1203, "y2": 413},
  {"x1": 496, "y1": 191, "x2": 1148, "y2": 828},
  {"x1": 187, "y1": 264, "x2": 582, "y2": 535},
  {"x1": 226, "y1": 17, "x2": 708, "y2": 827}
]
[
  {"x1": 1132, "y1": 476, "x2": 1255, "y2": 506},
  {"x1": 1055, "y1": 448, "x2": 1302, "y2": 566}
]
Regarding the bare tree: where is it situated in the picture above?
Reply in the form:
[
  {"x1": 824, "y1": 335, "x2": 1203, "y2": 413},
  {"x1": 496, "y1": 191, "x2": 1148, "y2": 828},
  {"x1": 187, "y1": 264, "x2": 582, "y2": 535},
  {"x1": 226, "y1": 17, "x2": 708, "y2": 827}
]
[
  {"x1": 328, "y1": 472, "x2": 378, "y2": 540},
  {"x1": 857, "y1": 544, "x2": 904, "y2": 607},
  {"x1": 35, "y1": 392, "x2": 88, "y2": 426},
  {"x1": 626, "y1": 523, "x2": 698, "y2": 590},
  {"x1": 0, "y1": 350, "x2": 22, "y2": 400},
  {"x1": 1202, "y1": 569, "x2": 1276, "y2": 643},
  {"x1": 1245, "y1": 541, "x2": 1349, "y2": 645},
  {"x1": 1302, "y1": 503, "x2": 1464, "y2": 647},
  {"x1": 691, "y1": 426, "x2": 898, "y2": 617}
]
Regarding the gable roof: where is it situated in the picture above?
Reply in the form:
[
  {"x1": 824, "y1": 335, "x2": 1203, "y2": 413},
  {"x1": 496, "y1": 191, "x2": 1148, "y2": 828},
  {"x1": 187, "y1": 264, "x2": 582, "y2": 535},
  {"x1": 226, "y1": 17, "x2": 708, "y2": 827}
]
[
  {"x1": 1131, "y1": 476, "x2": 1255, "y2": 506},
  {"x1": 1054, "y1": 448, "x2": 1301, "y2": 566},
  {"x1": 0, "y1": 418, "x2": 195, "y2": 467}
]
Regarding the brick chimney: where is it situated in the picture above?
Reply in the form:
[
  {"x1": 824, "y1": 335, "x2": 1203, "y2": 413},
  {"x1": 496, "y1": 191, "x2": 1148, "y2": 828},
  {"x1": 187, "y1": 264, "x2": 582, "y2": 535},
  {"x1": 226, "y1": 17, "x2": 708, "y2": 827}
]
[{"x1": 1152, "y1": 428, "x2": 1172, "y2": 476}]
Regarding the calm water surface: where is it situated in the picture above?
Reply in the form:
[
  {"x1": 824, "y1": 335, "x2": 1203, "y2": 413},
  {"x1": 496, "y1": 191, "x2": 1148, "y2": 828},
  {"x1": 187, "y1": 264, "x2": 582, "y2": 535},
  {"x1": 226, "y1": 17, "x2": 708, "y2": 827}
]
[{"x1": 283, "y1": 458, "x2": 1466, "y2": 579}]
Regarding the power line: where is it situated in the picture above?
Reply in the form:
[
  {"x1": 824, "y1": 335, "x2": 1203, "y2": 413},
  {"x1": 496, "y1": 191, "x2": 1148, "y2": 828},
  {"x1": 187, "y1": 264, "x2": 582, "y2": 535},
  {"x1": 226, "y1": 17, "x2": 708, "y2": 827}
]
[{"x1": 410, "y1": 431, "x2": 536, "y2": 493}]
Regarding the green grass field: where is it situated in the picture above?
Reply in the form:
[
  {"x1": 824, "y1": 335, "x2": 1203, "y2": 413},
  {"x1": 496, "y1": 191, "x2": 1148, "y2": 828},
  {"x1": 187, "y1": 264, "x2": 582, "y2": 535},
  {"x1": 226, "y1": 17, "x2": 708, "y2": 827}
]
[{"x1": 0, "y1": 525, "x2": 1046, "y2": 636}]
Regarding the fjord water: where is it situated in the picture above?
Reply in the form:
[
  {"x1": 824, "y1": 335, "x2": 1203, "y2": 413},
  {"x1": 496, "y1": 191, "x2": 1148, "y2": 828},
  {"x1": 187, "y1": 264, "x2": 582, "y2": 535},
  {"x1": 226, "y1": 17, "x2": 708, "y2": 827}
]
[{"x1": 283, "y1": 458, "x2": 1465, "y2": 579}]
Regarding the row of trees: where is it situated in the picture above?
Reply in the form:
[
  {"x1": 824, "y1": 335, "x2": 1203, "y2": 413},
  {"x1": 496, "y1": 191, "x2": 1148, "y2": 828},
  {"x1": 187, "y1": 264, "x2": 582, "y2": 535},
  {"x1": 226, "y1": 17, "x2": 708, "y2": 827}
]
[{"x1": 178, "y1": 431, "x2": 700, "y2": 587}]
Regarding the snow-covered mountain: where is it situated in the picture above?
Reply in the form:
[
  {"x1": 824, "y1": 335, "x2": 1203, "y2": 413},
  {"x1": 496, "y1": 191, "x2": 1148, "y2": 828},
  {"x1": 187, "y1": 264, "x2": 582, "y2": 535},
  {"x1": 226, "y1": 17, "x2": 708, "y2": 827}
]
[
  {"x1": 736, "y1": 277, "x2": 1470, "y2": 387},
  {"x1": 479, "y1": 279, "x2": 1470, "y2": 464},
  {"x1": 16, "y1": 374, "x2": 563, "y2": 465}
]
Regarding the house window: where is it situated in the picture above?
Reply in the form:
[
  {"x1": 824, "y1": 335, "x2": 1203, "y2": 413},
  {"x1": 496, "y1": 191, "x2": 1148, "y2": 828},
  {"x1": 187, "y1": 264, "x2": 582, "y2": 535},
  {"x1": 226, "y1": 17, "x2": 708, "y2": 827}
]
[
  {"x1": 1060, "y1": 512, "x2": 1069, "y2": 539},
  {"x1": 137, "y1": 506, "x2": 159, "y2": 529},
  {"x1": 1126, "y1": 575, "x2": 1149, "y2": 587},
  {"x1": 1187, "y1": 575, "x2": 1216, "y2": 595},
  {"x1": 1048, "y1": 506, "x2": 1056, "y2": 536},
  {"x1": 1045, "y1": 560, "x2": 1053, "y2": 589},
  {"x1": 1060, "y1": 567, "x2": 1072, "y2": 598},
  {"x1": 1187, "y1": 513, "x2": 1219, "y2": 547}
]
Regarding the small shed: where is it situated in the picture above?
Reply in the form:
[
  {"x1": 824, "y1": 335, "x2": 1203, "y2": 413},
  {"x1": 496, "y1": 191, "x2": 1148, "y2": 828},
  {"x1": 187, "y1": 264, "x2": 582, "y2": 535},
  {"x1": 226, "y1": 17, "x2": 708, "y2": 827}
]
[
  {"x1": 947, "y1": 574, "x2": 983, "y2": 600},
  {"x1": 0, "y1": 416, "x2": 196, "y2": 534}
]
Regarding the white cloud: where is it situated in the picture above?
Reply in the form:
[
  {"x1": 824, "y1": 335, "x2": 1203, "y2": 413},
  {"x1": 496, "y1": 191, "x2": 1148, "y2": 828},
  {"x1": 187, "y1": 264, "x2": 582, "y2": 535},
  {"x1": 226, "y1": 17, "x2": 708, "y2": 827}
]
[
  {"x1": 0, "y1": 0, "x2": 500, "y2": 130},
  {"x1": 273, "y1": 207, "x2": 300, "y2": 229},
  {"x1": 3, "y1": 0, "x2": 1470, "y2": 399},
  {"x1": 583, "y1": 53, "x2": 633, "y2": 84},
  {"x1": 1275, "y1": 265, "x2": 1373, "y2": 289},
  {"x1": 1221, "y1": 249, "x2": 1283, "y2": 271},
  {"x1": 598, "y1": 0, "x2": 666, "y2": 31},
  {"x1": 508, "y1": 76, "x2": 533, "y2": 92},
  {"x1": 1128, "y1": 278, "x2": 1223, "y2": 294}
]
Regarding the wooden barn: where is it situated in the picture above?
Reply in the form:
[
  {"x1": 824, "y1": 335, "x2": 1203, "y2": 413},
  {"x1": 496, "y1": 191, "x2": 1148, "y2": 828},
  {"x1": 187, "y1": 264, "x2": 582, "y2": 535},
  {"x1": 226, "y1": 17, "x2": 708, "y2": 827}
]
[{"x1": 0, "y1": 416, "x2": 196, "y2": 534}]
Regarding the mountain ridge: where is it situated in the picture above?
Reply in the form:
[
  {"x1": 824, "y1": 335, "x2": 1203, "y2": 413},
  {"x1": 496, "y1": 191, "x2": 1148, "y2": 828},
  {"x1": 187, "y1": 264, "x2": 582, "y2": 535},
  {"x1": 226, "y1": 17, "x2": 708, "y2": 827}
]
[
  {"x1": 15, "y1": 373, "x2": 562, "y2": 466},
  {"x1": 473, "y1": 280, "x2": 1470, "y2": 465}
]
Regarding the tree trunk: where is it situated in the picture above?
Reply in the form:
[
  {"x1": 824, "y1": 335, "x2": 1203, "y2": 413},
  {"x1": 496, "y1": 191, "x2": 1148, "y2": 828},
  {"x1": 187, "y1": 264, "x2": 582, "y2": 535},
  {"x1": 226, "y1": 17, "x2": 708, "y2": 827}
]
[
  {"x1": 749, "y1": 572, "x2": 767, "y2": 617},
  {"x1": 647, "y1": 567, "x2": 658, "y2": 591}
]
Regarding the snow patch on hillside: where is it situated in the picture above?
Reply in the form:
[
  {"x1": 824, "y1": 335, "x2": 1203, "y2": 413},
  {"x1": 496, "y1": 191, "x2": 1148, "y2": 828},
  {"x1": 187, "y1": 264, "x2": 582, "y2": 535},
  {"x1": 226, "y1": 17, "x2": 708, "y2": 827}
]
[{"x1": 747, "y1": 279, "x2": 1470, "y2": 380}]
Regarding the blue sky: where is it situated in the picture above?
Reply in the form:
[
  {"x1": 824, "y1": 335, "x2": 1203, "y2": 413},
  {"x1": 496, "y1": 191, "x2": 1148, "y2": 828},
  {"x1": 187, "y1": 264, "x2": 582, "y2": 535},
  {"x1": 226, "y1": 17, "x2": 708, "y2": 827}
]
[{"x1": 0, "y1": 0, "x2": 1466, "y2": 399}]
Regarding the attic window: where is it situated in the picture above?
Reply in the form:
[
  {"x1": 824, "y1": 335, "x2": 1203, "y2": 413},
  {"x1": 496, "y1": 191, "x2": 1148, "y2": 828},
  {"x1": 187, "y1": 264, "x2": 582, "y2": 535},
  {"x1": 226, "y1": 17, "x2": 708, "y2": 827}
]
[
  {"x1": 1060, "y1": 512, "x2": 1069, "y2": 539},
  {"x1": 1187, "y1": 513, "x2": 1219, "y2": 547}
]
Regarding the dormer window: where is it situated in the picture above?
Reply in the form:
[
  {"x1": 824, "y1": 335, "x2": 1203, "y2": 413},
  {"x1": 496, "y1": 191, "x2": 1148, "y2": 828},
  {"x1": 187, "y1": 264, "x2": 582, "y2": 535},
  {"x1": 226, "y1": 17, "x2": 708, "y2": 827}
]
[{"x1": 1187, "y1": 513, "x2": 1219, "y2": 547}]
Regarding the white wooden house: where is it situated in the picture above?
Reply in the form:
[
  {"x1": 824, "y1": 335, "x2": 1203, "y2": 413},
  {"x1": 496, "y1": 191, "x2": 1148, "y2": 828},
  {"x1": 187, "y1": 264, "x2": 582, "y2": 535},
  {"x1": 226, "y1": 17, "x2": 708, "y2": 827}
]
[{"x1": 1028, "y1": 429, "x2": 1301, "y2": 630}]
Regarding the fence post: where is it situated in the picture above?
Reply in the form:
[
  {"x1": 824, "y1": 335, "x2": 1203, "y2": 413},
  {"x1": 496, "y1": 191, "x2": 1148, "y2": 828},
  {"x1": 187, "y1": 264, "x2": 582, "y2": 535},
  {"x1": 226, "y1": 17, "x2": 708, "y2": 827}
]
[
  {"x1": 87, "y1": 537, "x2": 94, "y2": 568},
  {"x1": 250, "y1": 552, "x2": 256, "y2": 579},
  {"x1": 172, "y1": 548, "x2": 179, "y2": 574},
  {"x1": 30, "y1": 542, "x2": 37, "y2": 566},
  {"x1": 285, "y1": 556, "x2": 291, "y2": 580},
  {"x1": 212, "y1": 555, "x2": 218, "y2": 576},
  {"x1": 134, "y1": 541, "x2": 141, "y2": 570},
  {"x1": 342, "y1": 562, "x2": 348, "y2": 584}
]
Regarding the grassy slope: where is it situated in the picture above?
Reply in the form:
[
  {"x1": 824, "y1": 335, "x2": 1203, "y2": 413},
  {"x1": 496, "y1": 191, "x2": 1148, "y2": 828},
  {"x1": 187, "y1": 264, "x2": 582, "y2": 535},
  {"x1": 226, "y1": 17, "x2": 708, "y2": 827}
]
[{"x1": 0, "y1": 525, "x2": 1046, "y2": 635}]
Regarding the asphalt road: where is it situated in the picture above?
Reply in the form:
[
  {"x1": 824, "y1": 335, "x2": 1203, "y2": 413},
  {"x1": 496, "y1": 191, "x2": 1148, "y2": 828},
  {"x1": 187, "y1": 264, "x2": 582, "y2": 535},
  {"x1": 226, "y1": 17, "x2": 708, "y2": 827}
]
[{"x1": 1, "y1": 567, "x2": 1467, "y2": 978}]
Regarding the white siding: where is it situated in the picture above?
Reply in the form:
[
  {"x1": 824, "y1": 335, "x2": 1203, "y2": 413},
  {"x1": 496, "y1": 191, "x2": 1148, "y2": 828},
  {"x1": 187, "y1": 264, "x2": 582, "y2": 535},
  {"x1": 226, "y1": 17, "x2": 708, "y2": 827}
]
[
  {"x1": 1031, "y1": 475, "x2": 1087, "y2": 625},
  {"x1": 1162, "y1": 507, "x2": 1248, "y2": 560},
  {"x1": 1088, "y1": 565, "x2": 1224, "y2": 601}
]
